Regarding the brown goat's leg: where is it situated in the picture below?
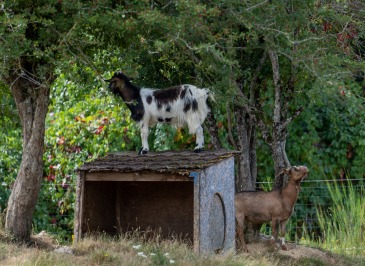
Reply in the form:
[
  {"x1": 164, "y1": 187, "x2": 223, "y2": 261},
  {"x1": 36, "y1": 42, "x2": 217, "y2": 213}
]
[
  {"x1": 279, "y1": 220, "x2": 288, "y2": 250},
  {"x1": 270, "y1": 219, "x2": 278, "y2": 248},
  {"x1": 271, "y1": 219, "x2": 278, "y2": 240},
  {"x1": 235, "y1": 213, "x2": 248, "y2": 252},
  {"x1": 237, "y1": 223, "x2": 248, "y2": 252}
]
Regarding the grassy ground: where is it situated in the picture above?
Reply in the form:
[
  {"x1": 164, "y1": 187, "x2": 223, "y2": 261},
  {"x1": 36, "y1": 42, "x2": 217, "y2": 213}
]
[
  {"x1": 0, "y1": 231, "x2": 364, "y2": 266},
  {"x1": 2, "y1": 179, "x2": 364, "y2": 266},
  {"x1": 1, "y1": 182, "x2": 363, "y2": 265}
]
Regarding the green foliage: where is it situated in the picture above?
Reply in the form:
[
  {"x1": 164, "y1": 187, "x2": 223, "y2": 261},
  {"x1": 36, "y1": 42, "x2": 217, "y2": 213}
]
[
  {"x1": 1, "y1": 0, "x2": 365, "y2": 247},
  {"x1": 316, "y1": 180, "x2": 365, "y2": 256},
  {"x1": 287, "y1": 79, "x2": 365, "y2": 179},
  {"x1": 0, "y1": 83, "x2": 18, "y2": 126},
  {"x1": 0, "y1": 84, "x2": 21, "y2": 212},
  {"x1": 0, "y1": 128, "x2": 22, "y2": 212},
  {"x1": 33, "y1": 68, "x2": 142, "y2": 241}
]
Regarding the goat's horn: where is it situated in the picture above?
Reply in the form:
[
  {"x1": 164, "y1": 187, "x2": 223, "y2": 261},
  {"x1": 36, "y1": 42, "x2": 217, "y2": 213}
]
[
  {"x1": 103, "y1": 78, "x2": 111, "y2": 82},
  {"x1": 275, "y1": 170, "x2": 284, "y2": 178}
]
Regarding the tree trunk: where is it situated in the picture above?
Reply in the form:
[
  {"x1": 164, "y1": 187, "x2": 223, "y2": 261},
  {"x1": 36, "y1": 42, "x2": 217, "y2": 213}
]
[
  {"x1": 234, "y1": 106, "x2": 257, "y2": 191},
  {"x1": 205, "y1": 103, "x2": 222, "y2": 149},
  {"x1": 271, "y1": 139, "x2": 290, "y2": 189},
  {"x1": 233, "y1": 53, "x2": 267, "y2": 192},
  {"x1": 5, "y1": 77, "x2": 50, "y2": 241},
  {"x1": 268, "y1": 50, "x2": 291, "y2": 189}
]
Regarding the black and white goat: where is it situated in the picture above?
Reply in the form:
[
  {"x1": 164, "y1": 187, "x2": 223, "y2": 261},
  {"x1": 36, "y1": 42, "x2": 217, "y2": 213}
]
[{"x1": 105, "y1": 71, "x2": 211, "y2": 155}]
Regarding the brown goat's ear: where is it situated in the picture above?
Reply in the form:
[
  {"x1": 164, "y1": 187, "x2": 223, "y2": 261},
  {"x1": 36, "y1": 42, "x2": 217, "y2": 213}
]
[{"x1": 283, "y1": 168, "x2": 290, "y2": 175}]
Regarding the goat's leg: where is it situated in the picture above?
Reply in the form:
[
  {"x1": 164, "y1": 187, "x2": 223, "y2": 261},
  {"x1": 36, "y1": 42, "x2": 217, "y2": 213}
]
[
  {"x1": 139, "y1": 124, "x2": 149, "y2": 155},
  {"x1": 194, "y1": 125, "x2": 204, "y2": 152},
  {"x1": 237, "y1": 224, "x2": 248, "y2": 253},
  {"x1": 235, "y1": 211, "x2": 248, "y2": 252},
  {"x1": 235, "y1": 216, "x2": 248, "y2": 252},
  {"x1": 270, "y1": 218, "x2": 279, "y2": 248},
  {"x1": 279, "y1": 220, "x2": 288, "y2": 250}
]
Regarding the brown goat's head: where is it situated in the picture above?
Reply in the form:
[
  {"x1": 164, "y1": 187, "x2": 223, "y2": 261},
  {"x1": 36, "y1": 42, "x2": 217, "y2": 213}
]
[{"x1": 283, "y1": 165, "x2": 308, "y2": 183}]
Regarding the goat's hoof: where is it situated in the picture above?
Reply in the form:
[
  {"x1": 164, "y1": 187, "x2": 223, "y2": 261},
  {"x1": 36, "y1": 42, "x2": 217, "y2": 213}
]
[
  {"x1": 194, "y1": 147, "x2": 203, "y2": 153},
  {"x1": 138, "y1": 147, "x2": 148, "y2": 155}
]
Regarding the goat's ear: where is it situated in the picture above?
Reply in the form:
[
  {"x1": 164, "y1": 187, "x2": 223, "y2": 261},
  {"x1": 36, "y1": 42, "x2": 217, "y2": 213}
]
[{"x1": 283, "y1": 168, "x2": 290, "y2": 175}]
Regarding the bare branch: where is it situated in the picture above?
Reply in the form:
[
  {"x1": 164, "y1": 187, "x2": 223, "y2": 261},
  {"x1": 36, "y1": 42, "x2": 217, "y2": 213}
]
[
  {"x1": 226, "y1": 102, "x2": 238, "y2": 150},
  {"x1": 245, "y1": 0, "x2": 269, "y2": 12},
  {"x1": 249, "y1": 51, "x2": 268, "y2": 97},
  {"x1": 268, "y1": 50, "x2": 281, "y2": 126},
  {"x1": 256, "y1": 119, "x2": 272, "y2": 145},
  {"x1": 278, "y1": 107, "x2": 303, "y2": 134}
]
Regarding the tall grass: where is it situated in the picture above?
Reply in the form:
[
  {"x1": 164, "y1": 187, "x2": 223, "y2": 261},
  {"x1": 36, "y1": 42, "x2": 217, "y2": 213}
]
[{"x1": 316, "y1": 180, "x2": 365, "y2": 256}]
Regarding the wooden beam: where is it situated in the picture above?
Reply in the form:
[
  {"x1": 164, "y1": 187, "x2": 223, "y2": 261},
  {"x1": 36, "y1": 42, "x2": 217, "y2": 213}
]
[
  {"x1": 85, "y1": 172, "x2": 192, "y2": 182},
  {"x1": 74, "y1": 171, "x2": 85, "y2": 242}
]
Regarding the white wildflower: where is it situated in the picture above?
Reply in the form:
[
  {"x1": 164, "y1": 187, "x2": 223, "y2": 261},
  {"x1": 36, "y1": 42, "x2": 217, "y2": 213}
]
[
  {"x1": 137, "y1": 252, "x2": 147, "y2": 258},
  {"x1": 132, "y1": 244, "x2": 141, "y2": 249},
  {"x1": 170, "y1": 259, "x2": 175, "y2": 264}
]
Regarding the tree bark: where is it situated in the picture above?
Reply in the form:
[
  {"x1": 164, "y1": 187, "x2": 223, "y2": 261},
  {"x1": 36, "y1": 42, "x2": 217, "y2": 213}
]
[
  {"x1": 233, "y1": 53, "x2": 267, "y2": 191},
  {"x1": 271, "y1": 139, "x2": 290, "y2": 189},
  {"x1": 234, "y1": 106, "x2": 257, "y2": 191},
  {"x1": 205, "y1": 102, "x2": 223, "y2": 149},
  {"x1": 5, "y1": 76, "x2": 50, "y2": 241},
  {"x1": 268, "y1": 50, "x2": 291, "y2": 189}
]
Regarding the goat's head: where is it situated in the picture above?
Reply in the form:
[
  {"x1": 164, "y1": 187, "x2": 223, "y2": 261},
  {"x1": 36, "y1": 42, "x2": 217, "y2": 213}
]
[
  {"x1": 283, "y1": 165, "x2": 308, "y2": 183},
  {"x1": 104, "y1": 71, "x2": 139, "y2": 102},
  {"x1": 104, "y1": 71, "x2": 132, "y2": 96}
]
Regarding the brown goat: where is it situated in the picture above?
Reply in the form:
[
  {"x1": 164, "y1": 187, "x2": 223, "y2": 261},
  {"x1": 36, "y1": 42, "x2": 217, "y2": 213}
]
[{"x1": 235, "y1": 165, "x2": 308, "y2": 252}]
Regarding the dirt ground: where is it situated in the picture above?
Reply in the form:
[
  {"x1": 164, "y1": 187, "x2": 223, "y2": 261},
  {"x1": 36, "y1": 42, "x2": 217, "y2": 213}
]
[{"x1": 239, "y1": 235, "x2": 337, "y2": 264}]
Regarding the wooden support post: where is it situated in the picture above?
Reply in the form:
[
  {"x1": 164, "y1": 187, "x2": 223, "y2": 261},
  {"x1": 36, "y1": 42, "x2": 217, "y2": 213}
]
[{"x1": 73, "y1": 171, "x2": 85, "y2": 242}]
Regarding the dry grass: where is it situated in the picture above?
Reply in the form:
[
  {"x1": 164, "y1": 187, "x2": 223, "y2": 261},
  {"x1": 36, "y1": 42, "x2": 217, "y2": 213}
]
[{"x1": 0, "y1": 230, "x2": 363, "y2": 266}]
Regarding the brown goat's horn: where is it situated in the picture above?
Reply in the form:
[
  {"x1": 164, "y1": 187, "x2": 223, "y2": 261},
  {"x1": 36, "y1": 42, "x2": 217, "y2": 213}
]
[{"x1": 275, "y1": 170, "x2": 284, "y2": 178}]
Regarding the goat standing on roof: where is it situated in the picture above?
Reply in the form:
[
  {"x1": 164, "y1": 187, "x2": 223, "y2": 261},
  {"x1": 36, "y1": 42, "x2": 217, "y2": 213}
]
[{"x1": 105, "y1": 71, "x2": 212, "y2": 155}]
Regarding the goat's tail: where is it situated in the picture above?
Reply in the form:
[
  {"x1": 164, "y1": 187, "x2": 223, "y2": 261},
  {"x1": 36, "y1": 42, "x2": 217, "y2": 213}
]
[
  {"x1": 204, "y1": 89, "x2": 223, "y2": 149},
  {"x1": 206, "y1": 89, "x2": 215, "y2": 103},
  {"x1": 205, "y1": 90, "x2": 215, "y2": 114}
]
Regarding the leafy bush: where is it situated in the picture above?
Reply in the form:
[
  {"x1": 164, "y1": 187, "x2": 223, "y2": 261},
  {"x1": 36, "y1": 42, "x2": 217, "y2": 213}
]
[
  {"x1": 33, "y1": 71, "x2": 142, "y2": 241},
  {"x1": 0, "y1": 87, "x2": 21, "y2": 213},
  {"x1": 0, "y1": 127, "x2": 22, "y2": 212}
]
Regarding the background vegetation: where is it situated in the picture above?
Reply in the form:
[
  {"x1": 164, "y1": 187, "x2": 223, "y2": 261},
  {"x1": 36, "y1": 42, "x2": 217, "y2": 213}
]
[{"x1": 1, "y1": 0, "x2": 365, "y2": 259}]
